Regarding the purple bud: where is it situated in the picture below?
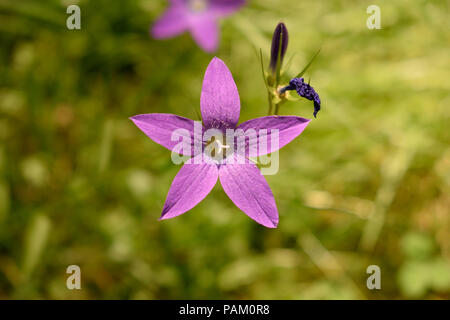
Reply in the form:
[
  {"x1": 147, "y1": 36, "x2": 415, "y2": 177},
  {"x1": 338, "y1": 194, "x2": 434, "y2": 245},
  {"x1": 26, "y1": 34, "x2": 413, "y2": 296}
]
[{"x1": 269, "y1": 23, "x2": 289, "y2": 73}]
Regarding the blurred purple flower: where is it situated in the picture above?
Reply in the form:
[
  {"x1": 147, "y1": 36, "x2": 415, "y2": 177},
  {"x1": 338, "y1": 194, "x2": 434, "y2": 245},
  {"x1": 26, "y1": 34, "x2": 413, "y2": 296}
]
[
  {"x1": 152, "y1": 0, "x2": 246, "y2": 52},
  {"x1": 130, "y1": 58, "x2": 310, "y2": 228}
]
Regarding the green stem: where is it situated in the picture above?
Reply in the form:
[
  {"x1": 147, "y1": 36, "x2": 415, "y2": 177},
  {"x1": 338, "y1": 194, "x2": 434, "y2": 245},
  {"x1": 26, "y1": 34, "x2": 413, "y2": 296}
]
[
  {"x1": 274, "y1": 99, "x2": 286, "y2": 115},
  {"x1": 268, "y1": 94, "x2": 274, "y2": 115}
]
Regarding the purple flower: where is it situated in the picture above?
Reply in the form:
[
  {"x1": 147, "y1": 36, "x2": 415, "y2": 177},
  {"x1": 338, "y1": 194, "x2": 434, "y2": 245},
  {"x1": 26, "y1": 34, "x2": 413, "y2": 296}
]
[
  {"x1": 280, "y1": 77, "x2": 321, "y2": 118},
  {"x1": 151, "y1": 0, "x2": 246, "y2": 52},
  {"x1": 130, "y1": 58, "x2": 311, "y2": 228}
]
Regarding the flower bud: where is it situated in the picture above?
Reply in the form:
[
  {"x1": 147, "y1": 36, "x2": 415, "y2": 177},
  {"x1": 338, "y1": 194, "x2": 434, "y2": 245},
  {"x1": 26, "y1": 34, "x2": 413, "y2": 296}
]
[{"x1": 269, "y1": 23, "x2": 289, "y2": 74}]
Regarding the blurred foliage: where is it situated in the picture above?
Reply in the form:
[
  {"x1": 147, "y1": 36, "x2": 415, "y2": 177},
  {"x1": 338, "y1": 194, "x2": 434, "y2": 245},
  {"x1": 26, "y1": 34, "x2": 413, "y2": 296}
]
[{"x1": 0, "y1": 0, "x2": 449, "y2": 299}]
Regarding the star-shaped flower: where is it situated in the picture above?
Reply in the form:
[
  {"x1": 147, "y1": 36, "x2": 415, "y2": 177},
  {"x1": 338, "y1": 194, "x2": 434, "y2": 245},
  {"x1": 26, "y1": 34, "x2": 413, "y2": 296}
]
[
  {"x1": 130, "y1": 58, "x2": 311, "y2": 228},
  {"x1": 151, "y1": 0, "x2": 246, "y2": 52}
]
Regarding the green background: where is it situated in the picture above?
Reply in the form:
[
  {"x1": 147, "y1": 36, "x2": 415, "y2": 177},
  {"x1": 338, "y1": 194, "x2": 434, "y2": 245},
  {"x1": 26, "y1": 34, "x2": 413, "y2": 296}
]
[{"x1": 0, "y1": 0, "x2": 449, "y2": 299}]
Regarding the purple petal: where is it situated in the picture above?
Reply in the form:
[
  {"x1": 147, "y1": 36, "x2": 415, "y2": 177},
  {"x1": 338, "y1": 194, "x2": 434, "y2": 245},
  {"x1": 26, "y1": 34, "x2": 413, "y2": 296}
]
[
  {"x1": 130, "y1": 113, "x2": 201, "y2": 156},
  {"x1": 210, "y1": 0, "x2": 246, "y2": 16},
  {"x1": 219, "y1": 155, "x2": 278, "y2": 228},
  {"x1": 236, "y1": 116, "x2": 310, "y2": 156},
  {"x1": 151, "y1": 4, "x2": 188, "y2": 39},
  {"x1": 161, "y1": 154, "x2": 219, "y2": 219},
  {"x1": 189, "y1": 15, "x2": 219, "y2": 52},
  {"x1": 200, "y1": 57, "x2": 240, "y2": 130}
]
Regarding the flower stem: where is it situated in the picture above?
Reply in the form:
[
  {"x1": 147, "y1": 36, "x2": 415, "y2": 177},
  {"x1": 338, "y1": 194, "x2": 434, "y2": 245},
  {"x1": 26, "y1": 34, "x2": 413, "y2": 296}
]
[
  {"x1": 268, "y1": 95, "x2": 274, "y2": 115},
  {"x1": 274, "y1": 100, "x2": 286, "y2": 115}
]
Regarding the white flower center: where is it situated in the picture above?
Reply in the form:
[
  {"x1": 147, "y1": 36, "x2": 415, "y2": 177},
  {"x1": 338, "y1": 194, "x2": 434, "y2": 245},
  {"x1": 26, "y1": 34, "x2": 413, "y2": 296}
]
[
  {"x1": 213, "y1": 138, "x2": 230, "y2": 154},
  {"x1": 205, "y1": 134, "x2": 232, "y2": 162}
]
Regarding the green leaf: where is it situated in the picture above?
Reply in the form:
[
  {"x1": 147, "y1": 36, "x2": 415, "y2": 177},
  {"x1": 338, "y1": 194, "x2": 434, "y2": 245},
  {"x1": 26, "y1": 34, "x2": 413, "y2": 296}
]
[
  {"x1": 295, "y1": 48, "x2": 321, "y2": 78},
  {"x1": 259, "y1": 48, "x2": 269, "y2": 90}
]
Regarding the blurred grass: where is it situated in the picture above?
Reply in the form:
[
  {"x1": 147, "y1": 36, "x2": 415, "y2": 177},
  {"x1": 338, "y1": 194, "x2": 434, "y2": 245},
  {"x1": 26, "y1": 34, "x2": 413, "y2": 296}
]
[{"x1": 0, "y1": 0, "x2": 449, "y2": 299}]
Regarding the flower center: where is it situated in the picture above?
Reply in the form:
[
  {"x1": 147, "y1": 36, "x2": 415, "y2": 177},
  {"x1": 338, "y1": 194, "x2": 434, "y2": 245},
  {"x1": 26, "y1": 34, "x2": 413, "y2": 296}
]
[
  {"x1": 205, "y1": 135, "x2": 232, "y2": 162},
  {"x1": 188, "y1": 0, "x2": 208, "y2": 13}
]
